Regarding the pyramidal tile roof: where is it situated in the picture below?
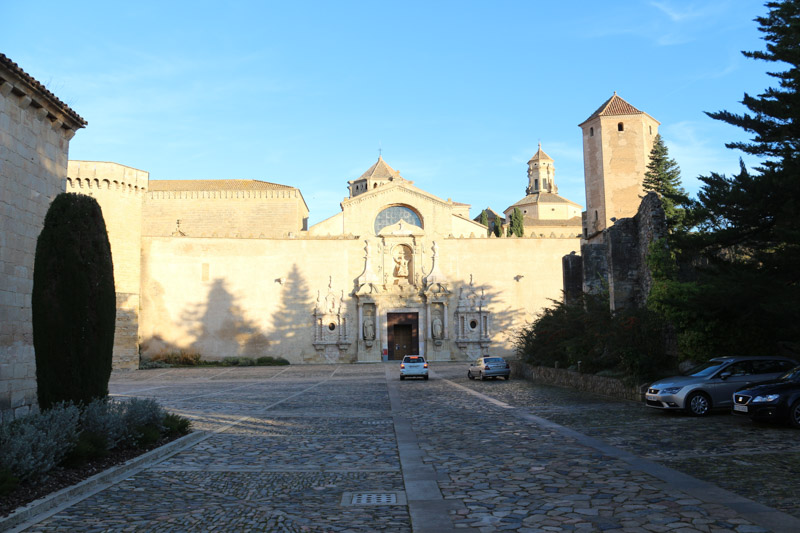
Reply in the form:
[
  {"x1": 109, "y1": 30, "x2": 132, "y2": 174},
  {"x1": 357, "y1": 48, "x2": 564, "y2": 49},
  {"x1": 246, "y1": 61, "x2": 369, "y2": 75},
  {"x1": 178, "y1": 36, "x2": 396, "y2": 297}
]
[
  {"x1": 358, "y1": 156, "x2": 401, "y2": 181},
  {"x1": 580, "y1": 92, "x2": 645, "y2": 125},
  {"x1": 528, "y1": 143, "x2": 553, "y2": 163},
  {"x1": 149, "y1": 179, "x2": 295, "y2": 191}
]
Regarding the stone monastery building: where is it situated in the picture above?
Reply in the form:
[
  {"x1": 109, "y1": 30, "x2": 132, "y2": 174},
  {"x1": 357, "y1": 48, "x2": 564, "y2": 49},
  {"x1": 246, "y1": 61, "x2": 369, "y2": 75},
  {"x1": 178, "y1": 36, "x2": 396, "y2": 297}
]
[
  {"x1": 68, "y1": 89, "x2": 658, "y2": 370},
  {"x1": 1, "y1": 52, "x2": 659, "y2": 419}
]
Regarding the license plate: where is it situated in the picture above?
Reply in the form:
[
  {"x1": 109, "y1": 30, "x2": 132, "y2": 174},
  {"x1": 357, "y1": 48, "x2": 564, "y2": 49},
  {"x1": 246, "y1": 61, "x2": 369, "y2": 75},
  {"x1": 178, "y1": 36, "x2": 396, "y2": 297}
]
[
  {"x1": 646, "y1": 395, "x2": 658, "y2": 401},
  {"x1": 733, "y1": 404, "x2": 748, "y2": 413}
]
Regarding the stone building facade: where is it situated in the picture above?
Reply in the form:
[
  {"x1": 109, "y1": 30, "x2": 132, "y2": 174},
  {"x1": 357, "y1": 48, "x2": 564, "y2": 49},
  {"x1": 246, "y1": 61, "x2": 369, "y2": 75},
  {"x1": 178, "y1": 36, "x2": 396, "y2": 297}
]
[
  {"x1": 0, "y1": 54, "x2": 85, "y2": 421},
  {"x1": 67, "y1": 152, "x2": 582, "y2": 366},
  {"x1": 135, "y1": 156, "x2": 581, "y2": 363}
]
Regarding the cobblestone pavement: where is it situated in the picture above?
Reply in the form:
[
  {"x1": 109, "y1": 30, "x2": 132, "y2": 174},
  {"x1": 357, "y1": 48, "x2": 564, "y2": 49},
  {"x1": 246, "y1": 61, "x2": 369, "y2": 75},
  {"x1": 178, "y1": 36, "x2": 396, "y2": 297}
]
[{"x1": 16, "y1": 363, "x2": 800, "y2": 532}]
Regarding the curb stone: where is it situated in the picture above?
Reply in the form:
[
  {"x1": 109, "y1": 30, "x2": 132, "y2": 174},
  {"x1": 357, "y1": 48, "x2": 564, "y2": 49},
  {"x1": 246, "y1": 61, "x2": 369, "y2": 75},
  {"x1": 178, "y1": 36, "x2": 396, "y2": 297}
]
[{"x1": 0, "y1": 430, "x2": 206, "y2": 532}]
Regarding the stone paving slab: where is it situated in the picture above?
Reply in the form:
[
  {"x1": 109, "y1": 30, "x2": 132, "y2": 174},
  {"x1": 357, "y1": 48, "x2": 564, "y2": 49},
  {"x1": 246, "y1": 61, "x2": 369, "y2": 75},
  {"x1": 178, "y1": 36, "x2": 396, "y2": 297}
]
[{"x1": 12, "y1": 363, "x2": 800, "y2": 532}]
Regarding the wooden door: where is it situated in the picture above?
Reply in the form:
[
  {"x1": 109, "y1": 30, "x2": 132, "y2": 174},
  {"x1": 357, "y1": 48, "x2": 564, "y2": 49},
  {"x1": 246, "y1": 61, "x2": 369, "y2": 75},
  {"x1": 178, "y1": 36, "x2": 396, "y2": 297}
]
[{"x1": 392, "y1": 324, "x2": 413, "y2": 360}]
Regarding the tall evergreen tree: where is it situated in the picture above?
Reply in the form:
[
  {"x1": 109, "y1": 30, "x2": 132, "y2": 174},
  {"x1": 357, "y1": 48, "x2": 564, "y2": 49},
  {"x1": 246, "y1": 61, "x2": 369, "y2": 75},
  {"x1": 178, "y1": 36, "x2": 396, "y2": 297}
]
[
  {"x1": 508, "y1": 207, "x2": 524, "y2": 237},
  {"x1": 479, "y1": 210, "x2": 490, "y2": 236},
  {"x1": 701, "y1": 0, "x2": 800, "y2": 265},
  {"x1": 33, "y1": 193, "x2": 116, "y2": 409},
  {"x1": 668, "y1": 0, "x2": 800, "y2": 357},
  {"x1": 493, "y1": 216, "x2": 503, "y2": 237},
  {"x1": 643, "y1": 135, "x2": 688, "y2": 232}
]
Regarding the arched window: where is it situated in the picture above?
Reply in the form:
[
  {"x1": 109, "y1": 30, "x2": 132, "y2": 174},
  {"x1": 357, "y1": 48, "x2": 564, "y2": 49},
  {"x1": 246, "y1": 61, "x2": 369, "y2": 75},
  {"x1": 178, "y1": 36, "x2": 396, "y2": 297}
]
[
  {"x1": 374, "y1": 205, "x2": 422, "y2": 234},
  {"x1": 617, "y1": 122, "x2": 624, "y2": 131},
  {"x1": 373, "y1": 183, "x2": 378, "y2": 188}
]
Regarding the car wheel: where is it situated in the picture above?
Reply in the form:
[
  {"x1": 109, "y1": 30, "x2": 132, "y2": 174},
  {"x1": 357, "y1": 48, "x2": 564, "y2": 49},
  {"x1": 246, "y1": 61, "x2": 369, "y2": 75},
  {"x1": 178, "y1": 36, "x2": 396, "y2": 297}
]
[
  {"x1": 686, "y1": 391, "x2": 711, "y2": 416},
  {"x1": 424, "y1": 375, "x2": 429, "y2": 380},
  {"x1": 400, "y1": 376, "x2": 405, "y2": 380},
  {"x1": 504, "y1": 375, "x2": 510, "y2": 380},
  {"x1": 480, "y1": 373, "x2": 487, "y2": 381},
  {"x1": 790, "y1": 400, "x2": 800, "y2": 429},
  {"x1": 467, "y1": 370, "x2": 474, "y2": 380}
]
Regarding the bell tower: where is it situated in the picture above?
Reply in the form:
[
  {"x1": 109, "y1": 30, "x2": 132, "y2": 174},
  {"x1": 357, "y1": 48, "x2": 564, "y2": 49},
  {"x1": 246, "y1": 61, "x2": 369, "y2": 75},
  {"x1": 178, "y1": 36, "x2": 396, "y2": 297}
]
[
  {"x1": 579, "y1": 93, "x2": 659, "y2": 240},
  {"x1": 526, "y1": 143, "x2": 557, "y2": 195}
]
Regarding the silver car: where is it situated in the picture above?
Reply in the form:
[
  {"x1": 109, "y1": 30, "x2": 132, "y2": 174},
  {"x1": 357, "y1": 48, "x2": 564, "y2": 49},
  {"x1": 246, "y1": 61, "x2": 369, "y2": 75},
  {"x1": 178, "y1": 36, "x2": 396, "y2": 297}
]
[
  {"x1": 468, "y1": 356, "x2": 511, "y2": 380},
  {"x1": 646, "y1": 356, "x2": 797, "y2": 416}
]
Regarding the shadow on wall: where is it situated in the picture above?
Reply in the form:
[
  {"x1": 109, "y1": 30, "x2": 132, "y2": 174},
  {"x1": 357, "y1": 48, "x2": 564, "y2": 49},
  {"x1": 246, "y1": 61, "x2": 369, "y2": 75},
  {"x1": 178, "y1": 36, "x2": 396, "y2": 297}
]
[
  {"x1": 269, "y1": 263, "x2": 313, "y2": 360},
  {"x1": 140, "y1": 278, "x2": 269, "y2": 360},
  {"x1": 451, "y1": 280, "x2": 518, "y2": 358}
]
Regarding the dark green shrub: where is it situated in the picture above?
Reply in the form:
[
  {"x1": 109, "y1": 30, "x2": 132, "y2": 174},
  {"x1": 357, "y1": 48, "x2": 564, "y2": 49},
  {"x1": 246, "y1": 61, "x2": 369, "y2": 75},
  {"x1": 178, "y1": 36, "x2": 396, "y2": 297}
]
[
  {"x1": 223, "y1": 356, "x2": 255, "y2": 366},
  {"x1": 163, "y1": 413, "x2": 191, "y2": 436},
  {"x1": 62, "y1": 431, "x2": 109, "y2": 466},
  {"x1": 256, "y1": 356, "x2": 290, "y2": 366},
  {"x1": 32, "y1": 193, "x2": 116, "y2": 409},
  {"x1": 151, "y1": 350, "x2": 201, "y2": 366},
  {"x1": 134, "y1": 424, "x2": 162, "y2": 447},
  {"x1": 0, "y1": 467, "x2": 18, "y2": 496}
]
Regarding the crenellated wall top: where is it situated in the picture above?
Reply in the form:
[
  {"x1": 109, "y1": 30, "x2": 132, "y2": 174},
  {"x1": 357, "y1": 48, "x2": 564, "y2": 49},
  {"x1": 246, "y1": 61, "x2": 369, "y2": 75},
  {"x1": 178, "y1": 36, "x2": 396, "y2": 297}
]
[{"x1": 67, "y1": 161, "x2": 149, "y2": 195}]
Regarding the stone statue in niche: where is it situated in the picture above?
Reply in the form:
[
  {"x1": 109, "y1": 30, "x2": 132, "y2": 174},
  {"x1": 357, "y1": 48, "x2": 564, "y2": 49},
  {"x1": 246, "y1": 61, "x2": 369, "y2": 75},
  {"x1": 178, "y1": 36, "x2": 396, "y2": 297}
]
[
  {"x1": 432, "y1": 314, "x2": 443, "y2": 339},
  {"x1": 392, "y1": 245, "x2": 413, "y2": 285},
  {"x1": 394, "y1": 254, "x2": 408, "y2": 277},
  {"x1": 363, "y1": 315, "x2": 375, "y2": 341}
]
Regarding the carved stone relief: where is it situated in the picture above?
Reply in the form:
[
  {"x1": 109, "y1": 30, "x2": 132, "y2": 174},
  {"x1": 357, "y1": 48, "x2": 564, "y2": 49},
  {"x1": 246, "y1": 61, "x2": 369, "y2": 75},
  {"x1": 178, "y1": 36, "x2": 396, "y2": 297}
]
[
  {"x1": 312, "y1": 276, "x2": 351, "y2": 360},
  {"x1": 454, "y1": 274, "x2": 490, "y2": 359}
]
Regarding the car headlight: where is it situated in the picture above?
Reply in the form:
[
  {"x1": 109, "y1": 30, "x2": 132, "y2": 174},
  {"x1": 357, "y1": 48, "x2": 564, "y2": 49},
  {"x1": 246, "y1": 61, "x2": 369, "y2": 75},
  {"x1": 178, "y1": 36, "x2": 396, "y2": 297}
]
[
  {"x1": 752, "y1": 394, "x2": 780, "y2": 403},
  {"x1": 660, "y1": 387, "x2": 683, "y2": 395}
]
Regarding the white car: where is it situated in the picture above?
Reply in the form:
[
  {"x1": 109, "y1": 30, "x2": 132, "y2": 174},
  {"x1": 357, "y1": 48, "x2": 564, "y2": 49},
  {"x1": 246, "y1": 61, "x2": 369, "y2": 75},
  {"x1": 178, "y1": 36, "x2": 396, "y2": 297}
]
[{"x1": 400, "y1": 355, "x2": 428, "y2": 380}]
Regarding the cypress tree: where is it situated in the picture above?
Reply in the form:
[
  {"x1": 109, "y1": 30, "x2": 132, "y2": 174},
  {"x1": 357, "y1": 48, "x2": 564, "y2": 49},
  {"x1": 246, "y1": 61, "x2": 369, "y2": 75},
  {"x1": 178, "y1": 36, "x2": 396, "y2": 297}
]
[
  {"x1": 32, "y1": 193, "x2": 116, "y2": 409},
  {"x1": 508, "y1": 207, "x2": 524, "y2": 237},
  {"x1": 479, "y1": 210, "x2": 490, "y2": 236},
  {"x1": 643, "y1": 135, "x2": 688, "y2": 232}
]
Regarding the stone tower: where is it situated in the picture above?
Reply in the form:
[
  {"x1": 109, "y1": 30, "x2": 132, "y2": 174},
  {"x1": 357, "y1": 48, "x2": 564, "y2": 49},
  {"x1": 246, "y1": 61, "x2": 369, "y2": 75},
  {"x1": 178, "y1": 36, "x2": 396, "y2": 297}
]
[
  {"x1": 526, "y1": 143, "x2": 557, "y2": 195},
  {"x1": 579, "y1": 93, "x2": 659, "y2": 240}
]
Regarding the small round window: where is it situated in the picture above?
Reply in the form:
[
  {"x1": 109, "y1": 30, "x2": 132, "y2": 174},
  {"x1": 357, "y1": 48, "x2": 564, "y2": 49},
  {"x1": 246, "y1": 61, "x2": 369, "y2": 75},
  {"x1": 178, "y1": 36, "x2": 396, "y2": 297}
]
[
  {"x1": 469, "y1": 319, "x2": 478, "y2": 330},
  {"x1": 328, "y1": 323, "x2": 336, "y2": 331},
  {"x1": 374, "y1": 205, "x2": 422, "y2": 234}
]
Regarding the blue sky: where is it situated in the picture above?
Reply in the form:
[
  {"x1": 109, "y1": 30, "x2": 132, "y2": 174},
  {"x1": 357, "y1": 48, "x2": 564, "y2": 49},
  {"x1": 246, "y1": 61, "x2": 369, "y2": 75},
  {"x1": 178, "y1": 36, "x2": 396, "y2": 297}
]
[{"x1": 3, "y1": 1, "x2": 774, "y2": 225}]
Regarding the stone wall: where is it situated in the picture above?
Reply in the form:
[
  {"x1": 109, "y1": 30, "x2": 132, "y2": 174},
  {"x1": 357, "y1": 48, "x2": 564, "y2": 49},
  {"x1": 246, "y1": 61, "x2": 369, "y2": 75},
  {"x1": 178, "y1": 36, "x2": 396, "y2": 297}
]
[
  {"x1": 511, "y1": 361, "x2": 644, "y2": 402},
  {"x1": 0, "y1": 55, "x2": 84, "y2": 421},
  {"x1": 139, "y1": 234, "x2": 579, "y2": 363},
  {"x1": 143, "y1": 189, "x2": 307, "y2": 238},
  {"x1": 568, "y1": 192, "x2": 666, "y2": 310},
  {"x1": 67, "y1": 161, "x2": 149, "y2": 369}
]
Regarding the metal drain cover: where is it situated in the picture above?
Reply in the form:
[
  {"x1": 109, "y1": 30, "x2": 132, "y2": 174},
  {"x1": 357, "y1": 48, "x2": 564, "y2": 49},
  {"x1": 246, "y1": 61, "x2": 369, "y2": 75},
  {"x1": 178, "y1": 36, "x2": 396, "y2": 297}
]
[
  {"x1": 353, "y1": 493, "x2": 396, "y2": 504},
  {"x1": 341, "y1": 491, "x2": 407, "y2": 506}
]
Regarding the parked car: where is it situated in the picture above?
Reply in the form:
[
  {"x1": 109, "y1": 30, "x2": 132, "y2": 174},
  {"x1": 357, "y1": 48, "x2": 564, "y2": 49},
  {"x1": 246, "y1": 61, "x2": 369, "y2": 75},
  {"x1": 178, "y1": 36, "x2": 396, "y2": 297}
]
[
  {"x1": 400, "y1": 355, "x2": 428, "y2": 380},
  {"x1": 732, "y1": 366, "x2": 800, "y2": 428},
  {"x1": 467, "y1": 356, "x2": 510, "y2": 380},
  {"x1": 645, "y1": 356, "x2": 797, "y2": 416}
]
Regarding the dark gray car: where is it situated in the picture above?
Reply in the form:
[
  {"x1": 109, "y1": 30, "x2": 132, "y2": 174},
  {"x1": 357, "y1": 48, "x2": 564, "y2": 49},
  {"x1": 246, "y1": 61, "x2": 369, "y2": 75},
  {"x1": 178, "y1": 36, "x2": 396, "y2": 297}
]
[{"x1": 646, "y1": 356, "x2": 798, "y2": 416}]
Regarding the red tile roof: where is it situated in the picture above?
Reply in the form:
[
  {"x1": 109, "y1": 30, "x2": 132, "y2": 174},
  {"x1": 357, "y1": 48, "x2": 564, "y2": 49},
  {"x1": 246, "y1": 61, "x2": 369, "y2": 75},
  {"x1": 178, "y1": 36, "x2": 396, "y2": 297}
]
[
  {"x1": 0, "y1": 53, "x2": 87, "y2": 127},
  {"x1": 357, "y1": 156, "x2": 401, "y2": 181},
  {"x1": 580, "y1": 92, "x2": 649, "y2": 126}
]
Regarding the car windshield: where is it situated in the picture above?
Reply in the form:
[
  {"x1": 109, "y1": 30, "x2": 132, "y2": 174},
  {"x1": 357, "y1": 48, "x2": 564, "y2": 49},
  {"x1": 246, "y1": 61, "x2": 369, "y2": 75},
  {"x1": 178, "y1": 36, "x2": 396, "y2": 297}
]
[
  {"x1": 484, "y1": 358, "x2": 504, "y2": 363},
  {"x1": 778, "y1": 366, "x2": 800, "y2": 382},
  {"x1": 404, "y1": 357, "x2": 423, "y2": 363},
  {"x1": 685, "y1": 361, "x2": 727, "y2": 377}
]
